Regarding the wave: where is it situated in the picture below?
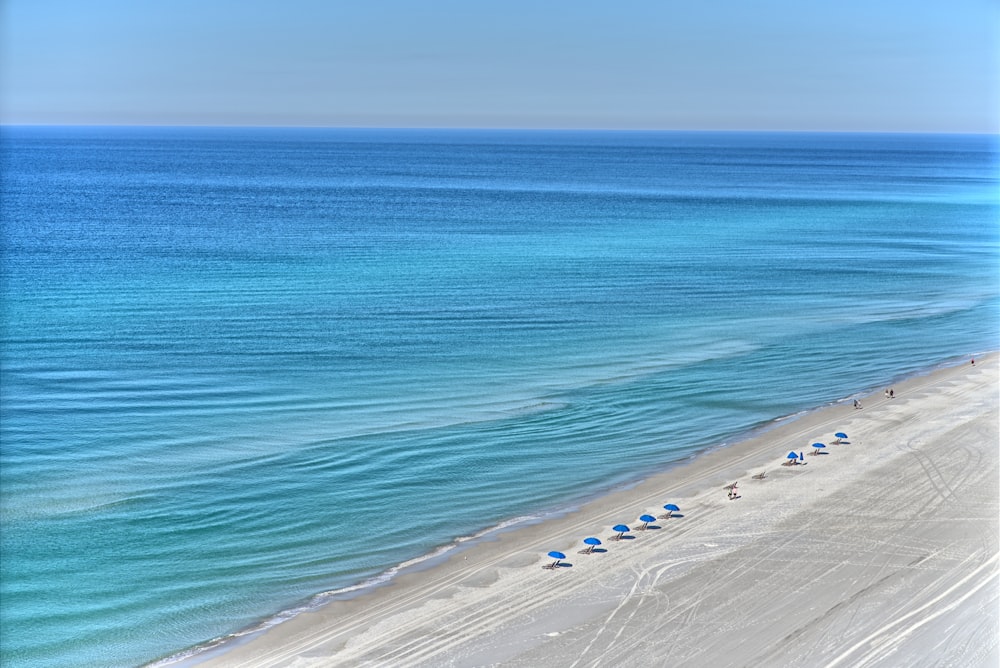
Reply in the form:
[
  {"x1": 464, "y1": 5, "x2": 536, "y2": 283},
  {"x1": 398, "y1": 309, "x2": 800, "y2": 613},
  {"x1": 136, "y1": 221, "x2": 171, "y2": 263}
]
[
  {"x1": 811, "y1": 298, "x2": 994, "y2": 328},
  {"x1": 0, "y1": 490, "x2": 156, "y2": 522}
]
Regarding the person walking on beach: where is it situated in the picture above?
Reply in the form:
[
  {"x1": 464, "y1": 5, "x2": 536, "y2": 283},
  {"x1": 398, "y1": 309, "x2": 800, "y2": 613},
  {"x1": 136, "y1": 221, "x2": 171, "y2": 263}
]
[{"x1": 889, "y1": 389, "x2": 894, "y2": 398}]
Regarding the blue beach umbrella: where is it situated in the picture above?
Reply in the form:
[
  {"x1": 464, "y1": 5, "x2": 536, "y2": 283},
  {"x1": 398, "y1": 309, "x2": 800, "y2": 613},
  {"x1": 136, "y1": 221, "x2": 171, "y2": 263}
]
[
  {"x1": 787, "y1": 451, "x2": 799, "y2": 463},
  {"x1": 546, "y1": 551, "x2": 566, "y2": 568},
  {"x1": 612, "y1": 524, "x2": 630, "y2": 540},
  {"x1": 811, "y1": 442, "x2": 826, "y2": 453},
  {"x1": 582, "y1": 537, "x2": 602, "y2": 553},
  {"x1": 659, "y1": 503, "x2": 681, "y2": 519},
  {"x1": 834, "y1": 432, "x2": 848, "y2": 444},
  {"x1": 638, "y1": 514, "x2": 656, "y2": 531}
]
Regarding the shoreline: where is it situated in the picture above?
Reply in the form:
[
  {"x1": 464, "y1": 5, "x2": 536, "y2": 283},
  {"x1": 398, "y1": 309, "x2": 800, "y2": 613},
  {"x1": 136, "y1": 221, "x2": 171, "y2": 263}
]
[{"x1": 171, "y1": 353, "x2": 998, "y2": 667}]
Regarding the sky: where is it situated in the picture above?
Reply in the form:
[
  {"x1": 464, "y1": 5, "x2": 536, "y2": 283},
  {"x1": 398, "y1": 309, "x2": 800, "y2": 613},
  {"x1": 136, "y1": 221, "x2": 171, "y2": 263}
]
[{"x1": 1, "y1": 0, "x2": 998, "y2": 132}]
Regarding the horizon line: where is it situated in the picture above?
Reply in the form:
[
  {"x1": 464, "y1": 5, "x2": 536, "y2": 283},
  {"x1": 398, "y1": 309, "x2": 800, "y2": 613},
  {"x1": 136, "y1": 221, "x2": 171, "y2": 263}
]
[{"x1": 2, "y1": 123, "x2": 997, "y2": 137}]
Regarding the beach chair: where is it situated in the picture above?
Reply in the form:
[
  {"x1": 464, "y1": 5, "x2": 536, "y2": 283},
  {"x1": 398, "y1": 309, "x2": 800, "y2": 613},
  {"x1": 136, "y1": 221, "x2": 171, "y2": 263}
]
[{"x1": 752, "y1": 471, "x2": 766, "y2": 480}]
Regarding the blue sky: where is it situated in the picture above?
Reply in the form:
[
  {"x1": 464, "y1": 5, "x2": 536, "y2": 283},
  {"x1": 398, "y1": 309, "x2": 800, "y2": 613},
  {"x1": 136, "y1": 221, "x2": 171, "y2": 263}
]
[{"x1": 2, "y1": 0, "x2": 997, "y2": 131}]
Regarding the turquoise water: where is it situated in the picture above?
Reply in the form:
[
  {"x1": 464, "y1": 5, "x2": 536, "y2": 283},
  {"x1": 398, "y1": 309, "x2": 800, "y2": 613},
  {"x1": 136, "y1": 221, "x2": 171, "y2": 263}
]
[{"x1": 1, "y1": 128, "x2": 997, "y2": 667}]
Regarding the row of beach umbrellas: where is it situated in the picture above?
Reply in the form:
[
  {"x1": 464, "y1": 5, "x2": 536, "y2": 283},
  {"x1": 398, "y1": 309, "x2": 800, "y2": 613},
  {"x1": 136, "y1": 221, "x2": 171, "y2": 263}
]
[
  {"x1": 547, "y1": 432, "x2": 851, "y2": 567},
  {"x1": 786, "y1": 431, "x2": 848, "y2": 462},
  {"x1": 545, "y1": 503, "x2": 681, "y2": 568}
]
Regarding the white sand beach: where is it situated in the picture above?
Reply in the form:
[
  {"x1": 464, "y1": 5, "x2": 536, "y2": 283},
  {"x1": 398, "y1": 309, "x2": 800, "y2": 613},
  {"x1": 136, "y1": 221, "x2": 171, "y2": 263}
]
[{"x1": 194, "y1": 356, "x2": 999, "y2": 668}]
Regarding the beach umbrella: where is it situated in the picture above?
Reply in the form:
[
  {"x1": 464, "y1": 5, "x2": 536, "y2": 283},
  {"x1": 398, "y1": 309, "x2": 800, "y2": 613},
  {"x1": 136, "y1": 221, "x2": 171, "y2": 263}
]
[
  {"x1": 812, "y1": 442, "x2": 826, "y2": 450},
  {"x1": 637, "y1": 514, "x2": 656, "y2": 531},
  {"x1": 787, "y1": 451, "x2": 799, "y2": 460},
  {"x1": 659, "y1": 503, "x2": 680, "y2": 519},
  {"x1": 547, "y1": 551, "x2": 566, "y2": 568},
  {"x1": 834, "y1": 432, "x2": 848, "y2": 444},
  {"x1": 582, "y1": 537, "x2": 602, "y2": 553},
  {"x1": 612, "y1": 524, "x2": 630, "y2": 540}
]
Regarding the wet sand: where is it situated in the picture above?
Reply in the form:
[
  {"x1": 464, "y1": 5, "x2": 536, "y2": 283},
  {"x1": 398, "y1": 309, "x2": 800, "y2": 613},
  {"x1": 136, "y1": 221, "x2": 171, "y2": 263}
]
[{"x1": 192, "y1": 355, "x2": 998, "y2": 667}]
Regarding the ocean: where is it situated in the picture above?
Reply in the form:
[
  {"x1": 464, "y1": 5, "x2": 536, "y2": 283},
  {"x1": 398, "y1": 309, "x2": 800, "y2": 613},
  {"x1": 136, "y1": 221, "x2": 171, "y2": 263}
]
[{"x1": 1, "y1": 127, "x2": 997, "y2": 668}]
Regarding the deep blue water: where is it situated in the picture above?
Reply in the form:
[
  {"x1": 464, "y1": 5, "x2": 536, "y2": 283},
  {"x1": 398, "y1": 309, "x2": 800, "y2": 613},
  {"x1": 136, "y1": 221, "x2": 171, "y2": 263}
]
[{"x1": 1, "y1": 127, "x2": 997, "y2": 667}]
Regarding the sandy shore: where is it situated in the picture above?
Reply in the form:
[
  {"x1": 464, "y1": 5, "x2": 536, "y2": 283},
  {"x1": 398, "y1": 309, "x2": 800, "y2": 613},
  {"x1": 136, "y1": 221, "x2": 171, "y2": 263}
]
[{"x1": 192, "y1": 356, "x2": 998, "y2": 668}]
